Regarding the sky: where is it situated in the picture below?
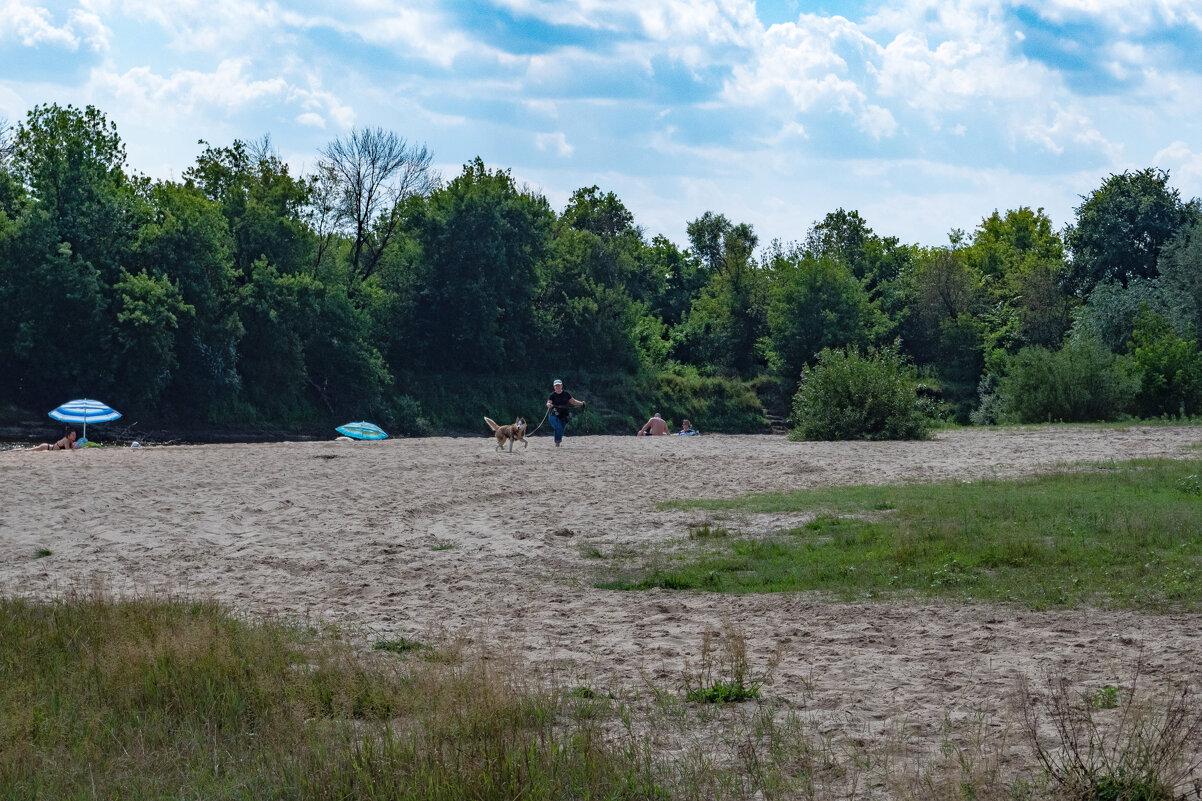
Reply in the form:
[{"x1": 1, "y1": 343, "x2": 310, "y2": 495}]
[{"x1": 2, "y1": 0, "x2": 1201, "y2": 250}]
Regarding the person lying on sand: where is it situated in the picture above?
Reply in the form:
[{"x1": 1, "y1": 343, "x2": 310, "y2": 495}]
[
  {"x1": 27, "y1": 427, "x2": 79, "y2": 451},
  {"x1": 677, "y1": 419, "x2": 699, "y2": 436},
  {"x1": 637, "y1": 413, "x2": 670, "y2": 436}
]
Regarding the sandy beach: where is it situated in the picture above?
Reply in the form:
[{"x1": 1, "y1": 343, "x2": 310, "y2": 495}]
[{"x1": 4, "y1": 425, "x2": 1202, "y2": 762}]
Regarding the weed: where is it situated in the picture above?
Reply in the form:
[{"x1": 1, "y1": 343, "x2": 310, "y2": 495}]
[
  {"x1": 430, "y1": 542, "x2": 455, "y2": 551},
  {"x1": 1089, "y1": 684, "x2": 1121, "y2": 710},
  {"x1": 688, "y1": 522, "x2": 730, "y2": 540},
  {"x1": 682, "y1": 619, "x2": 780, "y2": 705},
  {"x1": 34, "y1": 548, "x2": 51, "y2": 558},
  {"x1": 568, "y1": 685, "x2": 614, "y2": 700},
  {"x1": 372, "y1": 637, "x2": 425, "y2": 654},
  {"x1": 1020, "y1": 665, "x2": 1202, "y2": 801}
]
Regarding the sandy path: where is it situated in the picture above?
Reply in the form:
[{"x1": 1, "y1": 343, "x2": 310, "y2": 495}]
[{"x1": 3, "y1": 425, "x2": 1201, "y2": 752}]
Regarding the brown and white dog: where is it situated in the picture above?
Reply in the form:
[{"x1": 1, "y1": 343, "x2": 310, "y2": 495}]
[{"x1": 483, "y1": 416, "x2": 527, "y2": 451}]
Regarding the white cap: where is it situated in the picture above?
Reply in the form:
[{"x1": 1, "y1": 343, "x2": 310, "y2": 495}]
[{"x1": 553, "y1": 378, "x2": 563, "y2": 385}]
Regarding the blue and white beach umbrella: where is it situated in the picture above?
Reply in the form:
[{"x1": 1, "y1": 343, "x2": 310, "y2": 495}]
[
  {"x1": 335, "y1": 421, "x2": 388, "y2": 440},
  {"x1": 49, "y1": 398, "x2": 122, "y2": 440}
]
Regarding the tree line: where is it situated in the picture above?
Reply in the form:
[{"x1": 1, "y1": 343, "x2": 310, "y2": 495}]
[{"x1": 1, "y1": 103, "x2": 1200, "y2": 436}]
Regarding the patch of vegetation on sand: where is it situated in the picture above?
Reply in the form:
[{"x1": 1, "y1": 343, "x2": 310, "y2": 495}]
[
  {"x1": 3, "y1": 597, "x2": 1198, "y2": 799},
  {"x1": 601, "y1": 458, "x2": 1202, "y2": 611},
  {"x1": 0, "y1": 595, "x2": 662, "y2": 800}
]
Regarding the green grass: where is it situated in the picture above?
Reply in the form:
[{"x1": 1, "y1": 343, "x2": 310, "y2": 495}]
[
  {"x1": 373, "y1": 637, "x2": 425, "y2": 654},
  {"x1": 33, "y1": 548, "x2": 51, "y2": 558},
  {"x1": 0, "y1": 595, "x2": 661, "y2": 799},
  {"x1": 601, "y1": 458, "x2": 1202, "y2": 611},
  {"x1": 684, "y1": 681, "x2": 760, "y2": 704}
]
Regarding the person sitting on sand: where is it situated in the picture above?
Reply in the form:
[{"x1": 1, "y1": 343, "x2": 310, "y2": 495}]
[
  {"x1": 29, "y1": 427, "x2": 79, "y2": 451},
  {"x1": 637, "y1": 413, "x2": 671, "y2": 436},
  {"x1": 676, "y1": 419, "x2": 699, "y2": 436}
]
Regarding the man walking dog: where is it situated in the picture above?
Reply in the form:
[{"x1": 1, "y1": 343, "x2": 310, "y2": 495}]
[{"x1": 546, "y1": 379, "x2": 586, "y2": 447}]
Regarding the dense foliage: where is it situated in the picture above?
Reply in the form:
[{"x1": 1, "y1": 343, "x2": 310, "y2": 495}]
[
  {"x1": 1, "y1": 104, "x2": 1200, "y2": 437},
  {"x1": 790, "y1": 346, "x2": 933, "y2": 441}
]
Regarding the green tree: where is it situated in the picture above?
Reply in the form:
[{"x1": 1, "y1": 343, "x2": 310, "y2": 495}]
[
  {"x1": 0, "y1": 219, "x2": 109, "y2": 407},
  {"x1": 185, "y1": 137, "x2": 314, "y2": 277},
  {"x1": 1071, "y1": 279, "x2": 1179, "y2": 353},
  {"x1": 10, "y1": 104, "x2": 139, "y2": 285},
  {"x1": 1129, "y1": 310, "x2": 1202, "y2": 417},
  {"x1": 895, "y1": 248, "x2": 987, "y2": 417},
  {"x1": 112, "y1": 270, "x2": 194, "y2": 410},
  {"x1": 542, "y1": 226, "x2": 641, "y2": 372},
  {"x1": 405, "y1": 158, "x2": 553, "y2": 372},
  {"x1": 966, "y1": 206, "x2": 1064, "y2": 279},
  {"x1": 804, "y1": 208, "x2": 910, "y2": 294},
  {"x1": 1065, "y1": 168, "x2": 1200, "y2": 296},
  {"x1": 133, "y1": 181, "x2": 243, "y2": 417},
  {"x1": 1158, "y1": 218, "x2": 1202, "y2": 338},
  {"x1": 560, "y1": 186, "x2": 661, "y2": 304},
  {"x1": 764, "y1": 249, "x2": 881, "y2": 381},
  {"x1": 236, "y1": 261, "x2": 314, "y2": 419},
  {"x1": 674, "y1": 213, "x2": 766, "y2": 376},
  {"x1": 644, "y1": 234, "x2": 703, "y2": 327}
]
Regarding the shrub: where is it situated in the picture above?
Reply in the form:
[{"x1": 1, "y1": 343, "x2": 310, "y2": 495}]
[
  {"x1": 790, "y1": 345, "x2": 932, "y2": 441},
  {"x1": 1130, "y1": 311, "x2": 1202, "y2": 417},
  {"x1": 995, "y1": 335, "x2": 1139, "y2": 423}
]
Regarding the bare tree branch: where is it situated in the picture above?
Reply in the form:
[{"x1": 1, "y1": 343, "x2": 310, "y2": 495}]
[
  {"x1": 0, "y1": 116, "x2": 14, "y2": 166},
  {"x1": 316, "y1": 128, "x2": 435, "y2": 281}
]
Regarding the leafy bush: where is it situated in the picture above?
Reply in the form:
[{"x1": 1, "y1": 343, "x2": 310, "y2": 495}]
[
  {"x1": 994, "y1": 335, "x2": 1139, "y2": 423},
  {"x1": 1072, "y1": 279, "x2": 1181, "y2": 353},
  {"x1": 1129, "y1": 311, "x2": 1202, "y2": 417},
  {"x1": 790, "y1": 345, "x2": 932, "y2": 441}
]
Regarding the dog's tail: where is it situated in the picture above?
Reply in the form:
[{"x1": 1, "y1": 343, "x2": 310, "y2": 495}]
[{"x1": 483, "y1": 416, "x2": 500, "y2": 432}]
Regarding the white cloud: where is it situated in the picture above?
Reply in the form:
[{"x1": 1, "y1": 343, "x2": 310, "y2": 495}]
[
  {"x1": 858, "y1": 103, "x2": 897, "y2": 138},
  {"x1": 722, "y1": 13, "x2": 901, "y2": 137},
  {"x1": 1028, "y1": 0, "x2": 1202, "y2": 34},
  {"x1": 875, "y1": 28, "x2": 1041, "y2": 111},
  {"x1": 1154, "y1": 141, "x2": 1202, "y2": 199},
  {"x1": 493, "y1": 0, "x2": 759, "y2": 46},
  {"x1": 524, "y1": 99, "x2": 559, "y2": 118},
  {"x1": 93, "y1": 59, "x2": 287, "y2": 116},
  {"x1": 67, "y1": 8, "x2": 111, "y2": 51},
  {"x1": 0, "y1": 0, "x2": 109, "y2": 50},
  {"x1": 0, "y1": 84, "x2": 25, "y2": 121},
  {"x1": 82, "y1": 0, "x2": 282, "y2": 52},
  {"x1": 290, "y1": 82, "x2": 355, "y2": 130},
  {"x1": 534, "y1": 131, "x2": 573, "y2": 156},
  {"x1": 1021, "y1": 103, "x2": 1110, "y2": 156},
  {"x1": 296, "y1": 111, "x2": 325, "y2": 128},
  {"x1": 1, "y1": 1, "x2": 78, "y2": 48}
]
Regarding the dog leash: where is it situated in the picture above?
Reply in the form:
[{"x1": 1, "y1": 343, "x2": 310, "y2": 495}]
[{"x1": 527, "y1": 408, "x2": 551, "y2": 436}]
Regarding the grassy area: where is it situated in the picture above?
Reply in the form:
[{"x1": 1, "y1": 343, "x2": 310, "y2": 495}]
[
  {"x1": 0, "y1": 595, "x2": 661, "y2": 799},
  {"x1": 600, "y1": 458, "x2": 1202, "y2": 611},
  {"x1": 3, "y1": 596, "x2": 1198, "y2": 799}
]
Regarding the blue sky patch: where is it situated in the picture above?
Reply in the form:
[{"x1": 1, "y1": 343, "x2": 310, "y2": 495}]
[{"x1": 1, "y1": 0, "x2": 1199, "y2": 249}]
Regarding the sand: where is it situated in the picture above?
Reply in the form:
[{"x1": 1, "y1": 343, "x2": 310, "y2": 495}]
[{"x1": 3, "y1": 425, "x2": 1202, "y2": 761}]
